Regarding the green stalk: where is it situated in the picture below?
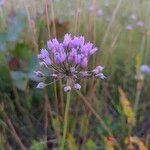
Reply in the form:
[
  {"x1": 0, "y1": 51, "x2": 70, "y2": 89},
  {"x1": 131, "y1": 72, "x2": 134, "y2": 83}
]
[{"x1": 60, "y1": 91, "x2": 71, "y2": 150}]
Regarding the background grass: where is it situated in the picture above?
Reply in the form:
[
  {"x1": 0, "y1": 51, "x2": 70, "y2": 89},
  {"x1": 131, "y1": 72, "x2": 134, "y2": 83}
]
[{"x1": 0, "y1": 0, "x2": 150, "y2": 149}]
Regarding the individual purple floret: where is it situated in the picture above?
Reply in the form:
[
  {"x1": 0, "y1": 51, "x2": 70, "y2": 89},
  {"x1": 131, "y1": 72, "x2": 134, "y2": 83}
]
[
  {"x1": 140, "y1": 65, "x2": 150, "y2": 75},
  {"x1": 95, "y1": 73, "x2": 106, "y2": 79},
  {"x1": 136, "y1": 21, "x2": 144, "y2": 27},
  {"x1": 35, "y1": 33, "x2": 105, "y2": 92}
]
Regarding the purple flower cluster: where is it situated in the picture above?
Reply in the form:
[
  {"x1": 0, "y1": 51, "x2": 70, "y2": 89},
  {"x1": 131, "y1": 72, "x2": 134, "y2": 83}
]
[
  {"x1": 125, "y1": 14, "x2": 145, "y2": 31},
  {"x1": 125, "y1": 25, "x2": 133, "y2": 31},
  {"x1": 0, "y1": 0, "x2": 5, "y2": 6},
  {"x1": 35, "y1": 34, "x2": 105, "y2": 92},
  {"x1": 136, "y1": 21, "x2": 144, "y2": 27},
  {"x1": 97, "y1": 9, "x2": 104, "y2": 17},
  {"x1": 140, "y1": 64, "x2": 150, "y2": 75},
  {"x1": 130, "y1": 14, "x2": 137, "y2": 21}
]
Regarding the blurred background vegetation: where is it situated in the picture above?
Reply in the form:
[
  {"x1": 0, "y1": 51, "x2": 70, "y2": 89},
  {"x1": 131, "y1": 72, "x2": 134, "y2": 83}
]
[{"x1": 0, "y1": 0, "x2": 150, "y2": 149}]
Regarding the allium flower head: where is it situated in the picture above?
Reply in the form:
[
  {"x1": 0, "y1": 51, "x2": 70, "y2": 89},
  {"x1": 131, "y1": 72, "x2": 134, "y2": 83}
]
[
  {"x1": 136, "y1": 21, "x2": 144, "y2": 27},
  {"x1": 0, "y1": 0, "x2": 5, "y2": 6},
  {"x1": 130, "y1": 14, "x2": 137, "y2": 21},
  {"x1": 140, "y1": 64, "x2": 150, "y2": 75},
  {"x1": 97, "y1": 9, "x2": 104, "y2": 17},
  {"x1": 125, "y1": 25, "x2": 133, "y2": 31},
  {"x1": 35, "y1": 34, "x2": 105, "y2": 92}
]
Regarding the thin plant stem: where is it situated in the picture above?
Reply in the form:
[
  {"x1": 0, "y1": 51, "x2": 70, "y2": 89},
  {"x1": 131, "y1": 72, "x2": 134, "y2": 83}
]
[
  {"x1": 133, "y1": 78, "x2": 143, "y2": 125},
  {"x1": 45, "y1": 0, "x2": 59, "y2": 114},
  {"x1": 7, "y1": 118, "x2": 27, "y2": 150},
  {"x1": 76, "y1": 91, "x2": 122, "y2": 150},
  {"x1": 24, "y1": 2, "x2": 38, "y2": 54},
  {"x1": 60, "y1": 91, "x2": 71, "y2": 150},
  {"x1": 49, "y1": 0, "x2": 65, "y2": 117},
  {"x1": 45, "y1": 0, "x2": 51, "y2": 39},
  {"x1": 44, "y1": 90, "x2": 48, "y2": 149},
  {"x1": 74, "y1": 0, "x2": 82, "y2": 35},
  {"x1": 59, "y1": 79, "x2": 65, "y2": 115},
  {"x1": 1, "y1": 110, "x2": 27, "y2": 150},
  {"x1": 50, "y1": 0, "x2": 56, "y2": 37},
  {"x1": 101, "y1": 0, "x2": 122, "y2": 48}
]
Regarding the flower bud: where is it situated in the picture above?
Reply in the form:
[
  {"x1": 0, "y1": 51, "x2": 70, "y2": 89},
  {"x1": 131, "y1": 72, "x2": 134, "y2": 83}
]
[
  {"x1": 51, "y1": 74, "x2": 58, "y2": 79},
  {"x1": 51, "y1": 74, "x2": 58, "y2": 77},
  {"x1": 39, "y1": 62, "x2": 47, "y2": 67},
  {"x1": 89, "y1": 48, "x2": 98, "y2": 55},
  {"x1": 64, "y1": 86, "x2": 71, "y2": 92},
  {"x1": 36, "y1": 82, "x2": 46, "y2": 89},
  {"x1": 34, "y1": 71, "x2": 44, "y2": 77},
  {"x1": 73, "y1": 83, "x2": 81, "y2": 90},
  {"x1": 80, "y1": 71, "x2": 91, "y2": 77},
  {"x1": 70, "y1": 67, "x2": 76, "y2": 73},
  {"x1": 96, "y1": 66, "x2": 104, "y2": 72},
  {"x1": 92, "y1": 69, "x2": 99, "y2": 75},
  {"x1": 63, "y1": 33, "x2": 72, "y2": 47},
  {"x1": 95, "y1": 73, "x2": 106, "y2": 79}
]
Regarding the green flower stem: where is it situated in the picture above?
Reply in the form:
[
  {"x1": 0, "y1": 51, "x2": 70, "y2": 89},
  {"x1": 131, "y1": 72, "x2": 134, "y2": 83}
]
[{"x1": 60, "y1": 91, "x2": 71, "y2": 150}]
